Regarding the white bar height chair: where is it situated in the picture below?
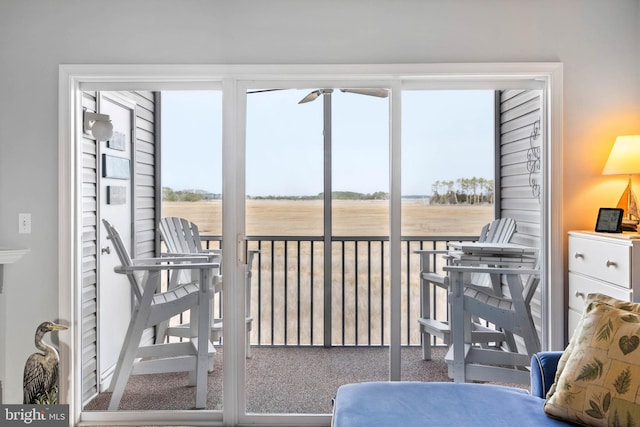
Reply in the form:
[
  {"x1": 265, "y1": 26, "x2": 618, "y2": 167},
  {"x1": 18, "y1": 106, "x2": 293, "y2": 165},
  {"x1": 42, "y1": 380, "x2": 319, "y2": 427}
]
[
  {"x1": 414, "y1": 217, "x2": 517, "y2": 360},
  {"x1": 159, "y1": 216, "x2": 256, "y2": 357},
  {"x1": 102, "y1": 219, "x2": 218, "y2": 410},
  {"x1": 445, "y1": 262, "x2": 540, "y2": 385}
]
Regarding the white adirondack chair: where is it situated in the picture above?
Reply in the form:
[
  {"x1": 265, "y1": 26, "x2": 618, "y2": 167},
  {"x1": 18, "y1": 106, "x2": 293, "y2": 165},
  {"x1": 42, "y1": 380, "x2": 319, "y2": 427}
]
[
  {"x1": 159, "y1": 217, "x2": 256, "y2": 357},
  {"x1": 102, "y1": 219, "x2": 217, "y2": 410},
  {"x1": 445, "y1": 262, "x2": 541, "y2": 385},
  {"x1": 414, "y1": 217, "x2": 517, "y2": 360}
]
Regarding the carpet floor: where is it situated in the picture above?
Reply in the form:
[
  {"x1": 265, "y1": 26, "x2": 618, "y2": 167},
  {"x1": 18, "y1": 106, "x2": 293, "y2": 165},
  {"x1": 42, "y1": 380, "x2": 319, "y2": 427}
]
[{"x1": 85, "y1": 346, "x2": 526, "y2": 414}]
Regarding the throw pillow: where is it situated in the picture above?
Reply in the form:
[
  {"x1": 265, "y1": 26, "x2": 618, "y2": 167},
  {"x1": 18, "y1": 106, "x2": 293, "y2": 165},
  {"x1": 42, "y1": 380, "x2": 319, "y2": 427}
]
[
  {"x1": 546, "y1": 293, "x2": 640, "y2": 399},
  {"x1": 544, "y1": 301, "x2": 640, "y2": 425}
]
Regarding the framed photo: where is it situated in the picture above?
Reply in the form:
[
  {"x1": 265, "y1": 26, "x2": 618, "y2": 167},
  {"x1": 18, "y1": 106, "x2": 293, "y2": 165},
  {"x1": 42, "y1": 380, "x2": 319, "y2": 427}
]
[
  {"x1": 102, "y1": 154, "x2": 130, "y2": 179},
  {"x1": 595, "y1": 207, "x2": 624, "y2": 233},
  {"x1": 107, "y1": 186, "x2": 127, "y2": 205},
  {"x1": 107, "y1": 131, "x2": 126, "y2": 151}
]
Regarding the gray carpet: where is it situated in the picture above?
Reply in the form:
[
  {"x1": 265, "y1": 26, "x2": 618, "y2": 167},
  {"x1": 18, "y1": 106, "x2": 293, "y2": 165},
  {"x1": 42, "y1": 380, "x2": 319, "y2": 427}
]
[{"x1": 85, "y1": 346, "x2": 523, "y2": 414}]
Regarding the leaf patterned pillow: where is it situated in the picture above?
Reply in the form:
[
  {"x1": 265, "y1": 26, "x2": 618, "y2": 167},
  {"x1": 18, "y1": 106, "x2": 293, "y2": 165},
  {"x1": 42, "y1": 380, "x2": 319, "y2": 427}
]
[
  {"x1": 544, "y1": 301, "x2": 640, "y2": 425},
  {"x1": 546, "y1": 293, "x2": 640, "y2": 400}
]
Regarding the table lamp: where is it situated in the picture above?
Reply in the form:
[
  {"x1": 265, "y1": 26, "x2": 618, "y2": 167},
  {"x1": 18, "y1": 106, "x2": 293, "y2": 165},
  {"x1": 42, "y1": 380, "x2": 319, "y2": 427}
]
[{"x1": 602, "y1": 135, "x2": 640, "y2": 226}]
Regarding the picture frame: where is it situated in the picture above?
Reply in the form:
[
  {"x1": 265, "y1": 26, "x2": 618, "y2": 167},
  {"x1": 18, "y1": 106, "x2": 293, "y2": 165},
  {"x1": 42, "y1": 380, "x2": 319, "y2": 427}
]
[
  {"x1": 595, "y1": 207, "x2": 624, "y2": 233},
  {"x1": 102, "y1": 154, "x2": 130, "y2": 179},
  {"x1": 107, "y1": 186, "x2": 127, "y2": 205},
  {"x1": 107, "y1": 131, "x2": 126, "y2": 151}
]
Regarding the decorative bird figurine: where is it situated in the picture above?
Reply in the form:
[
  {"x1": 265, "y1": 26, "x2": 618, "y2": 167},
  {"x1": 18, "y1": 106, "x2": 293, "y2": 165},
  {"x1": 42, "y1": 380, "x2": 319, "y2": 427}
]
[{"x1": 23, "y1": 321, "x2": 68, "y2": 404}]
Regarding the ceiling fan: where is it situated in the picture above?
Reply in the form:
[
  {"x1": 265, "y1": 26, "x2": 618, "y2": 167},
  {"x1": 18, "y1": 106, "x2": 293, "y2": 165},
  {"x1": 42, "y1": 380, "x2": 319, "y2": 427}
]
[
  {"x1": 246, "y1": 88, "x2": 389, "y2": 103},
  {"x1": 297, "y1": 88, "x2": 389, "y2": 104}
]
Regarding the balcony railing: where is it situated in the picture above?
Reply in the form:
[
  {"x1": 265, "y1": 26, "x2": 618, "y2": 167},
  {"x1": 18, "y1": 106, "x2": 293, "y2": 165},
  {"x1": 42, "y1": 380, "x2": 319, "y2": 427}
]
[{"x1": 200, "y1": 234, "x2": 477, "y2": 348}]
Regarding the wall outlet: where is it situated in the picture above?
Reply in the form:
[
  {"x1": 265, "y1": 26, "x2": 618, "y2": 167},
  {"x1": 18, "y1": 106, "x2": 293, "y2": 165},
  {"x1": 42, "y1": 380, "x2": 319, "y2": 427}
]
[{"x1": 18, "y1": 213, "x2": 31, "y2": 234}]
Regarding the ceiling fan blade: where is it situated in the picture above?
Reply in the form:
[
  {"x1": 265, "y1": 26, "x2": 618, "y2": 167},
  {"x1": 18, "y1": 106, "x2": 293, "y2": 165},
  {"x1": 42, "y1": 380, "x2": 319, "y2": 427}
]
[
  {"x1": 246, "y1": 89, "x2": 283, "y2": 94},
  {"x1": 298, "y1": 90, "x2": 321, "y2": 104},
  {"x1": 340, "y1": 88, "x2": 389, "y2": 98}
]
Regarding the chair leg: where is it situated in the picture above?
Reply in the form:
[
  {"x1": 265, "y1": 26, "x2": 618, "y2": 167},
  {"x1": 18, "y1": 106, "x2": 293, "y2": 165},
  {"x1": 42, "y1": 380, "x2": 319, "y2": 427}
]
[
  {"x1": 420, "y1": 277, "x2": 432, "y2": 361},
  {"x1": 246, "y1": 320, "x2": 252, "y2": 358},
  {"x1": 108, "y1": 278, "x2": 156, "y2": 410},
  {"x1": 421, "y1": 331, "x2": 432, "y2": 361},
  {"x1": 502, "y1": 329, "x2": 518, "y2": 352},
  {"x1": 188, "y1": 305, "x2": 199, "y2": 387},
  {"x1": 194, "y1": 268, "x2": 212, "y2": 409},
  {"x1": 155, "y1": 320, "x2": 169, "y2": 345},
  {"x1": 449, "y1": 270, "x2": 473, "y2": 383}
]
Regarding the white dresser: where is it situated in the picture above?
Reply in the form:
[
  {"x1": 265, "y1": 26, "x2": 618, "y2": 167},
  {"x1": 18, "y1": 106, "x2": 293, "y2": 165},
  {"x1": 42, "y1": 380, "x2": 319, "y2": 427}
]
[{"x1": 568, "y1": 231, "x2": 640, "y2": 337}]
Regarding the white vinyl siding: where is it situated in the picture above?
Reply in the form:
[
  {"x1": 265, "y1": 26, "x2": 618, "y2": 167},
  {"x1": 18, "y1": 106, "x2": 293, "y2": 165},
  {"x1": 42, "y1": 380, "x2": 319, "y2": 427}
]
[{"x1": 498, "y1": 89, "x2": 543, "y2": 350}]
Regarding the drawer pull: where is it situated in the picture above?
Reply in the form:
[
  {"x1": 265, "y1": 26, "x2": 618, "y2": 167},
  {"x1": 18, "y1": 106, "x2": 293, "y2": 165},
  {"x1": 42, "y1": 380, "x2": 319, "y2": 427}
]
[
  {"x1": 606, "y1": 260, "x2": 618, "y2": 268},
  {"x1": 575, "y1": 291, "x2": 585, "y2": 300},
  {"x1": 574, "y1": 252, "x2": 584, "y2": 259}
]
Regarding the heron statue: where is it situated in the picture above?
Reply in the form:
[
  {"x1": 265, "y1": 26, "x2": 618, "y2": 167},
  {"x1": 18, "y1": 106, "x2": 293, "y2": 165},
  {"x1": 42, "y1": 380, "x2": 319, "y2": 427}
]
[{"x1": 23, "y1": 321, "x2": 68, "y2": 404}]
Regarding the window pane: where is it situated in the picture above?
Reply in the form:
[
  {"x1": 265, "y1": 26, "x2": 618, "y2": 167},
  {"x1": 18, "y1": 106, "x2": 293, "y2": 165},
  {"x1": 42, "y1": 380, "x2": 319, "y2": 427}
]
[
  {"x1": 332, "y1": 90, "x2": 390, "y2": 236},
  {"x1": 246, "y1": 89, "x2": 324, "y2": 236},
  {"x1": 161, "y1": 91, "x2": 223, "y2": 235},
  {"x1": 401, "y1": 90, "x2": 495, "y2": 236}
]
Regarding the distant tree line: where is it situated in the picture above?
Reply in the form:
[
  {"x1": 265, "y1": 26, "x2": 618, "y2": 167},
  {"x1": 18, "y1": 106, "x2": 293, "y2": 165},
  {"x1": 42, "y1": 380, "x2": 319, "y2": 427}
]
[
  {"x1": 163, "y1": 187, "x2": 391, "y2": 201},
  {"x1": 162, "y1": 187, "x2": 221, "y2": 201},
  {"x1": 163, "y1": 183, "x2": 494, "y2": 205},
  {"x1": 250, "y1": 191, "x2": 389, "y2": 200},
  {"x1": 430, "y1": 177, "x2": 494, "y2": 205}
]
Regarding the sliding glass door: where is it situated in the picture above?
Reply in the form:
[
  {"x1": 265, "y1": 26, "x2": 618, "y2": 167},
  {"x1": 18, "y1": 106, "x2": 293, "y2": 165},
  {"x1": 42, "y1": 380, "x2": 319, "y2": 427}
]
[
  {"x1": 65, "y1": 64, "x2": 558, "y2": 427},
  {"x1": 243, "y1": 87, "x2": 390, "y2": 415}
]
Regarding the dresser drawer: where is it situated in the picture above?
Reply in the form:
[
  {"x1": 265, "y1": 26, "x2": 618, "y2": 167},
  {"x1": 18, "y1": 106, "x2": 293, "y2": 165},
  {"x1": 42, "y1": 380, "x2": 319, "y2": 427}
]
[
  {"x1": 568, "y1": 235, "x2": 631, "y2": 287},
  {"x1": 568, "y1": 272, "x2": 632, "y2": 311}
]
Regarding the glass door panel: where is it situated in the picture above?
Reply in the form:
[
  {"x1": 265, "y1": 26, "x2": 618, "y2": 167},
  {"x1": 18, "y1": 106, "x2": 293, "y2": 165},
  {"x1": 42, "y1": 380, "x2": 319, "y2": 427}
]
[
  {"x1": 81, "y1": 89, "x2": 224, "y2": 413},
  {"x1": 245, "y1": 89, "x2": 324, "y2": 414},
  {"x1": 400, "y1": 90, "x2": 496, "y2": 377},
  {"x1": 244, "y1": 87, "x2": 390, "y2": 415},
  {"x1": 330, "y1": 90, "x2": 389, "y2": 347},
  {"x1": 161, "y1": 91, "x2": 223, "y2": 236},
  {"x1": 160, "y1": 90, "x2": 224, "y2": 410}
]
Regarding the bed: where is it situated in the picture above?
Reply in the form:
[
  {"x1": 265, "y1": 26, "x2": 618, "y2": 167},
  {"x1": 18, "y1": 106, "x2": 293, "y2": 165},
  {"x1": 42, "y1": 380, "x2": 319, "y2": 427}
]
[{"x1": 332, "y1": 352, "x2": 575, "y2": 426}]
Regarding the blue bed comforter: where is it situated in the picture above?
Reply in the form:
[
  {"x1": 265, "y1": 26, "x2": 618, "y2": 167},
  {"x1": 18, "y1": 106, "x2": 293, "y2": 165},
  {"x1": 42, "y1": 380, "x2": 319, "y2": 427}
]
[{"x1": 332, "y1": 381, "x2": 575, "y2": 426}]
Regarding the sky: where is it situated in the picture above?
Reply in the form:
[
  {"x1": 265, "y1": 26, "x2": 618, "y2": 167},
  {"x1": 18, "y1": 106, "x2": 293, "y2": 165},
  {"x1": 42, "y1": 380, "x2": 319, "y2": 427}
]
[{"x1": 161, "y1": 89, "x2": 494, "y2": 197}]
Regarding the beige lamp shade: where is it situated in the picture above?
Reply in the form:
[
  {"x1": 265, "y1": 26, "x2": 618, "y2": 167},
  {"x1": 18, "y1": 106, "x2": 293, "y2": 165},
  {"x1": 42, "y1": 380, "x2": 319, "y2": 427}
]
[{"x1": 602, "y1": 135, "x2": 640, "y2": 175}]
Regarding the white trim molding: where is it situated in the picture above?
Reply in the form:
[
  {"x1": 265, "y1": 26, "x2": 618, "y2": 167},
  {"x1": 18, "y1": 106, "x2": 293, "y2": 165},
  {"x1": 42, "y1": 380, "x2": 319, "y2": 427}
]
[{"x1": 59, "y1": 62, "x2": 563, "y2": 426}]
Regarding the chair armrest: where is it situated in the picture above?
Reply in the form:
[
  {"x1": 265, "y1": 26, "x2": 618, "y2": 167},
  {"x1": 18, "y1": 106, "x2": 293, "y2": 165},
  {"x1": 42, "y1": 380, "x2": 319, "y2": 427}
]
[
  {"x1": 530, "y1": 351, "x2": 563, "y2": 398},
  {"x1": 414, "y1": 250, "x2": 451, "y2": 279},
  {"x1": 134, "y1": 255, "x2": 211, "y2": 264},
  {"x1": 200, "y1": 248, "x2": 222, "y2": 255},
  {"x1": 413, "y1": 249, "x2": 450, "y2": 255},
  {"x1": 443, "y1": 265, "x2": 539, "y2": 276},
  {"x1": 116, "y1": 261, "x2": 220, "y2": 272},
  {"x1": 421, "y1": 272, "x2": 447, "y2": 288}
]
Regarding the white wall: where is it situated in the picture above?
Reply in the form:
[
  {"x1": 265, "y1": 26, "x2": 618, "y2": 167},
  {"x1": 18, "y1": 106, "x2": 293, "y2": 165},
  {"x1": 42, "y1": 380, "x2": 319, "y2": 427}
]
[{"x1": 0, "y1": 0, "x2": 638, "y2": 403}]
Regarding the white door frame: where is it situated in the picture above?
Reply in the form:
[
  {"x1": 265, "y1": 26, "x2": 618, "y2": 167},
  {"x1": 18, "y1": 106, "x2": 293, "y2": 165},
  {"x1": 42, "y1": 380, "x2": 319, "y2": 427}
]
[{"x1": 58, "y1": 63, "x2": 563, "y2": 426}]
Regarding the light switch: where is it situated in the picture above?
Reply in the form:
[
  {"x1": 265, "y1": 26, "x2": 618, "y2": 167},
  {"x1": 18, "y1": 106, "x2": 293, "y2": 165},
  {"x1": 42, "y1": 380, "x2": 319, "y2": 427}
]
[{"x1": 18, "y1": 213, "x2": 31, "y2": 234}]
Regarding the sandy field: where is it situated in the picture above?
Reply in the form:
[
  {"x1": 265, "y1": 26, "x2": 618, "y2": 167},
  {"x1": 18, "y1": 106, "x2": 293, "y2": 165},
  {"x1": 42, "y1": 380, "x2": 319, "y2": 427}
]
[{"x1": 162, "y1": 199, "x2": 493, "y2": 237}]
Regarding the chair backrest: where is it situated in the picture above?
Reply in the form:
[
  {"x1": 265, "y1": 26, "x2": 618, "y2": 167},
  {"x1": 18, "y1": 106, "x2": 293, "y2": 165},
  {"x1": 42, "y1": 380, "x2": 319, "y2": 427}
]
[
  {"x1": 479, "y1": 217, "x2": 517, "y2": 244},
  {"x1": 159, "y1": 217, "x2": 204, "y2": 254},
  {"x1": 469, "y1": 217, "x2": 517, "y2": 289},
  {"x1": 159, "y1": 217, "x2": 222, "y2": 288},
  {"x1": 103, "y1": 219, "x2": 144, "y2": 301}
]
